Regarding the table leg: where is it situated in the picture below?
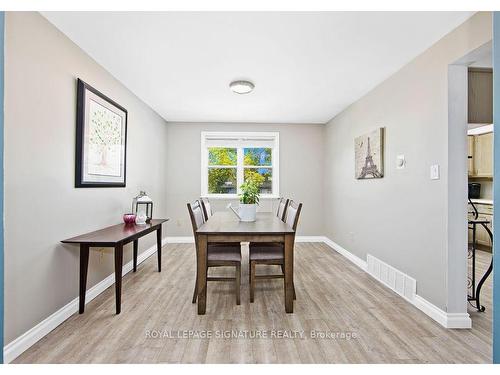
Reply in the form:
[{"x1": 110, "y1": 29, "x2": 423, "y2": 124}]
[
  {"x1": 197, "y1": 234, "x2": 208, "y2": 314},
  {"x1": 114, "y1": 243, "x2": 124, "y2": 314},
  {"x1": 284, "y1": 234, "x2": 294, "y2": 313},
  {"x1": 79, "y1": 244, "x2": 90, "y2": 314},
  {"x1": 157, "y1": 225, "x2": 162, "y2": 272},
  {"x1": 133, "y1": 240, "x2": 138, "y2": 272},
  {"x1": 475, "y1": 223, "x2": 493, "y2": 312}
]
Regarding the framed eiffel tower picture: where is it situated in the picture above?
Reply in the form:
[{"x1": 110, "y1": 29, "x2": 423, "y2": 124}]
[{"x1": 354, "y1": 127, "x2": 384, "y2": 179}]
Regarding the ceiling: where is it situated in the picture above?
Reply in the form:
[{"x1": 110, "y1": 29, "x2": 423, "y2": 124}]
[{"x1": 42, "y1": 12, "x2": 474, "y2": 124}]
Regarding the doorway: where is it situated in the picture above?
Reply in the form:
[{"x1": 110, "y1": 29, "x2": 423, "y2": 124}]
[{"x1": 448, "y1": 40, "x2": 494, "y2": 359}]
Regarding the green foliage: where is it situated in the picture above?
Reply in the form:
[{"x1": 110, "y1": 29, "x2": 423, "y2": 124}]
[
  {"x1": 244, "y1": 148, "x2": 272, "y2": 166},
  {"x1": 207, "y1": 147, "x2": 270, "y2": 196},
  {"x1": 208, "y1": 168, "x2": 236, "y2": 194},
  {"x1": 244, "y1": 169, "x2": 271, "y2": 191},
  {"x1": 209, "y1": 148, "x2": 237, "y2": 166},
  {"x1": 239, "y1": 173, "x2": 263, "y2": 204},
  {"x1": 207, "y1": 148, "x2": 238, "y2": 194}
]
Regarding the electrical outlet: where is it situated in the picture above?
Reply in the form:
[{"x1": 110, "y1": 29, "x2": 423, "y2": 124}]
[{"x1": 176, "y1": 219, "x2": 182, "y2": 227}]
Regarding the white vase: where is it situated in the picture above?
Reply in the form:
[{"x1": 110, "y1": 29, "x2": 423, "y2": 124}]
[
  {"x1": 238, "y1": 203, "x2": 257, "y2": 222},
  {"x1": 135, "y1": 212, "x2": 147, "y2": 225}
]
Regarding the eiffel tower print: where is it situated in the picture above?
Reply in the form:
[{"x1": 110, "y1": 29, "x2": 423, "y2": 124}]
[
  {"x1": 359, "y1": 137, "x2": 382, "y2": 179},
  {"x1": 355, "y1": 128, "x2": 384, "y2": 179}
]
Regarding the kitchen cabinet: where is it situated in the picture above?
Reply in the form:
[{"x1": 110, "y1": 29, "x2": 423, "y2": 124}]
[
  {"x1": 468, "y1": 67, "x2": 493, "y2": 124},
  {"x1": 468, "y1": 135, "x2": 474, "y2": 175},
  {"x1": 468, "y1": 132, "x2": 493, "y2": 178}
]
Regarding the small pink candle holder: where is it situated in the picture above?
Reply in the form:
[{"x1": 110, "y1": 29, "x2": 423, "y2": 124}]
[{"x1": 123, "y1": 213, "x2": 136, "y2": 225}]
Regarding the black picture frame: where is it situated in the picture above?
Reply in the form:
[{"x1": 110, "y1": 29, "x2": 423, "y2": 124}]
[{"x1": 75, "y1": 78, "x2": 128, "y2": 188}]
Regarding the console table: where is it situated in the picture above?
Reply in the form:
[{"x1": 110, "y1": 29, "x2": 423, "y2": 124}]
[{"x1": 62, "y1": 219, "x2": 169, "y2": 315}]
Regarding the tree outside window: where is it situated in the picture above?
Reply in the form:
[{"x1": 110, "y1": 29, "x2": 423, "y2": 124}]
[{"x1": 202, "y1": 132, "x2": 279, "y2": 197}]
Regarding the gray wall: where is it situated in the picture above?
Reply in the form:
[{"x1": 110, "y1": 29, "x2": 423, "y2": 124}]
[
  {"x1": 323, "y1": 12, "x2": 492, "y2": 310},
  {"x1": 165, "y1": 122, "x2": 324, "y2": 237},
  {"x1": 4, "y1": 12, "x2": 168, "y2": 343}
]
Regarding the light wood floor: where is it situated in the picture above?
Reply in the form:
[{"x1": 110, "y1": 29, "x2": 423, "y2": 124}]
[{"x1": 14, "y1": 243, "x2": 493, "y2": 363}]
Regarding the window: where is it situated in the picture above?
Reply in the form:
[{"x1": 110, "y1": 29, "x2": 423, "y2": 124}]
[{"x1": 201, "y1": 132, "x2": 279, "y2": 198}]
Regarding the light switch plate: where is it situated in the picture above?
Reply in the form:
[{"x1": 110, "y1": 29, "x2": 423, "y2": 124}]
[
  {"x1": 396, "y1": 154, "x2": 406, "y2": 169},
  {"x1": 430, "y1": 164, "x2": 440, "y2": 180}
]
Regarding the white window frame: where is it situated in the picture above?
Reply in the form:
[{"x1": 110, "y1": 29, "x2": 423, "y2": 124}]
[{"x1": 201, "y1": 131, "x2": 280, "y2": 199}]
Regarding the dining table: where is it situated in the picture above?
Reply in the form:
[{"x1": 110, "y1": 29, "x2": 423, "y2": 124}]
[{"x1": 196, "y1": 211, "x2": 296, "y2": 314}]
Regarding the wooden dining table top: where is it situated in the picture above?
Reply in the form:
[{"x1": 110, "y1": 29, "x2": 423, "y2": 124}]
[{"x1": 196, "y1": 211, "x2": 294, "y2": 235}]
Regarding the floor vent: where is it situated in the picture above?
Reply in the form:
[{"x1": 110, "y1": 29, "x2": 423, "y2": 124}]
[{"x1": 367, "y1": 254, "x2": 416, "y2": 302}]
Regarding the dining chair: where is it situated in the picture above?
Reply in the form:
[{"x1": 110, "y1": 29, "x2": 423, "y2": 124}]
[
  {"x1": 200, "y1": 197, "x2": 236, "y2": 248},
  {"x1": 187, "y1": 200, "x2": 242, "y2": 305},
  {"x1": 276, "y1": 197, "x2": 289, "y2": 221},
  {"x1": 258, "y1": 197, "x2": 289, "y2": 251},
  {"x1": 248, "y1": 200, "x2": 303, "y2": 302},
  {"x1": 200, "y1": 197, "x2": 212, "y2": 222}
]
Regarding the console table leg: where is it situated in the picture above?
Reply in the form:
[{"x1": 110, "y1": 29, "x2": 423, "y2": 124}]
[
  {"x1": 133, "y1": 240, "x2": 138, "y2": 272},
  {"x1": 114, "y1": 244, "x2": 123, "y2": 314},
  {"x1": 79, "y1": 244, "x2": 90, "y2": 314},
  {"x1": 157, "y1": 226, "x2": 162, "y2": 272}
]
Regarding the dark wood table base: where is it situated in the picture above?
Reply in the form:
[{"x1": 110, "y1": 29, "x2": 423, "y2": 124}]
[
  {"x1": 197, "y1": 233, "x2": 295, "y2": 315},
  {"x1": 63, "y1": 219, "x2": 168, "y2": 315}
]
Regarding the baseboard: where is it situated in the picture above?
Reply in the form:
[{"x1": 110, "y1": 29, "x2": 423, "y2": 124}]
[
  {"x1": 413, "y1": 296, "x2": 471, "y2": 329},
  {"x1": 322, "y1": 237, "x2": 367, "y2": 271},
  {"x1": 322, "y1": 237, "x2": 471, "y2": 330},
  {"x1": 3, "y1": 238, "x2": 168, "y2": 364},
  {"x1": 446, "y1": 313, "x2": 472, "y2": 329},
  {"x1": 295, "y1": 236, "x2": 325, "y2": 243}
]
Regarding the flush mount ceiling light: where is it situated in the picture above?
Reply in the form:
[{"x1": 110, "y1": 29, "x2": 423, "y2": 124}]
[{"x1": 229, "y1": 80, "x2": 255, "y2": 94}]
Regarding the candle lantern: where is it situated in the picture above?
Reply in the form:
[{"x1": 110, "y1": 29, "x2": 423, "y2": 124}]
[{"x1": 132, "y1": 191, "x2": 153, "y2": 224}]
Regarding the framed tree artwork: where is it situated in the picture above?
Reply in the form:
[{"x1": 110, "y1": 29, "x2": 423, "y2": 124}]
[{"x1": 75, "y1": 79, "x2": 128, "y2": 187}]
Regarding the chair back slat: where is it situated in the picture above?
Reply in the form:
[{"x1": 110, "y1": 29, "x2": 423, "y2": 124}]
[
  {"x1": 285, "y1": 200, "x2": 303, "y2": 231},
  {"x1": 200, "y1": 198, "x2": 212, "y2": 221},
  {"x1": 187, "y1": 200, "x2": 205, "y2": 253},
  {"x1": 188, "y1": 200, "x2": 205, "y2": 231},
  {"x1": 276, "y1": 198, "x2": 289, "y2": 221}
]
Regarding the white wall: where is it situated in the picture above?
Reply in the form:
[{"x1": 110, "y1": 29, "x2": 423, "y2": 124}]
[
  {"x1": 4, "y1": 12, "x2": 168, "y2": 344},
  {"x1": 323, "y1": 12, "x2": 492, "y2": 311},
  {"x1": 165, "y1": 122, "x2": 325, "y2": 237}
]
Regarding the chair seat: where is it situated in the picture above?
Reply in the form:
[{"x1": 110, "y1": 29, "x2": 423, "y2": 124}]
[
  {"x1": 208, "y1": 245, "x2": 242, "y2": 262},
  {"x1": 249, "y1": 245, "x2": 284, "y2": 261}
]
